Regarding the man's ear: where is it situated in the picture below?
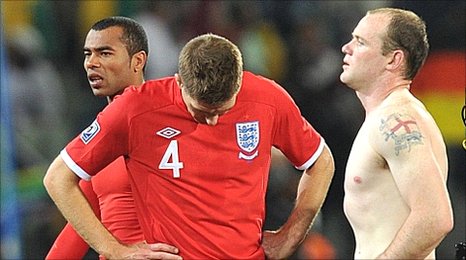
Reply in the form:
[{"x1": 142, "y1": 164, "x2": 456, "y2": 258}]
[
  {"x1": 175, "y1": 73, "x2": 183, "y2": 88},
  {"x1": 133, "y1": 51, "x2": 147, "y2": 72},
  {"x1": 386, "y1": 49, "x2": 404, "y2": 72}
]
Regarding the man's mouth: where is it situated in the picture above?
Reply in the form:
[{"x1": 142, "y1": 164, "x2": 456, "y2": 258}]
[
  {"x1": 88, "y1": 74, "x2": 104, "y2": 87},
  {"x1": 342, "y1": 60, "x2": 350, "y2": 69}
]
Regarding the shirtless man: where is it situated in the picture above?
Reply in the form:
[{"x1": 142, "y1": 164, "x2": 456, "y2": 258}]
[{"x1": 340, "y1": 8, "x2": 453, "y2": 259}]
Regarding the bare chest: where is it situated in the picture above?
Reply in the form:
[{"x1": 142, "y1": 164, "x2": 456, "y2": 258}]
[{"x1": 344, "y1": 123, "x2": 390, "y2": 193}]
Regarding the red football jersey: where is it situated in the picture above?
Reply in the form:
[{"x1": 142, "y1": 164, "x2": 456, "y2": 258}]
[
  {"x1": 62, "y1": 71, "x2": 324, "y2": 259},
  {"x1": 47, "y1": 157, "x2": 144, "y2": 259},
  {"x1": 46, "y1": 179, "x2": 98, "y2": 259},
  {"x1": 93, "y1": 157, "x2": 143, "y2": 243}
]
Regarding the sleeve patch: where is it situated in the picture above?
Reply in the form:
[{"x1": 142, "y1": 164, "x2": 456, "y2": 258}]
[{"x1": 80, "y1": 120, "x2": 100, "y2": 144}]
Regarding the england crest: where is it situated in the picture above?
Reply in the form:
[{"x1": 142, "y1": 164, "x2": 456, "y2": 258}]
[{"x1": 236, "y1": 121, "x2": 259, "y2": 160}]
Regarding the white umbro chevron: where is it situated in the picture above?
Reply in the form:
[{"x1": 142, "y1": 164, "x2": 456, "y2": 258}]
[{"x1": 156, "y1": 127, "x2": 181, "y2": 139}]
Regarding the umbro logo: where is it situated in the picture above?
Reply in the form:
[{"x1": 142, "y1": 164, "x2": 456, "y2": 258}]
[{"x1": 156, "y1": 127, "x2": 181, "y2": 139}]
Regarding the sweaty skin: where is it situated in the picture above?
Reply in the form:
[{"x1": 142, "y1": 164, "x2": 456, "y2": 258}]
[
  {"x1": 341, "y1": 12, "x2": 453, "y2": 259},
  {"x1": 344, "y1": 88, "x2": 450, "y2": 259}
]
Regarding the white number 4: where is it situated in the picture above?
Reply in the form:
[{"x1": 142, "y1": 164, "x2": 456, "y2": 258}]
[{"x1": 158, "y1": 140, "x2": 184, "y2": 178}]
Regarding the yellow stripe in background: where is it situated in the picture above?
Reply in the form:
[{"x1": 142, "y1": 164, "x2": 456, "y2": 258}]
[
  {"x1": 1, "y1": 1, "x2": 36, "y2": 38},
  {"x1": 77, "y1": 1, "x2": 117, "y2": 38},
  {"x1": 417, "y1": 93, "x2": 464, "y2": 145},
  {"x1": 412, "y1": 51, "x2": 465, "y2": 146}
]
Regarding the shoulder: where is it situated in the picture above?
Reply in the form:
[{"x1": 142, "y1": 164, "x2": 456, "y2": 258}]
[
  {"x1": 242, "y1": 71, "x2": 286, "y2": 92},
  {"x1": 126, "y1": 76, "x2": 176, "y2": 99},
  {"x1": 113, "y1": 76, "x2": 177, "y2": 112},
  {"x1": 240, "y1": 71, "x2": 295, "y2": 104},
  {"x1": 376, "y1": 90, "x2": 438, "y2": 133},
  {"x1": 369, "y1": 90, "x2": 439, "y2": 157}
]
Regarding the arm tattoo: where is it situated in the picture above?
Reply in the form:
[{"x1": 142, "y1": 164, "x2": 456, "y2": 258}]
[{"x1": 379, "y1": 113, "x2": 424, "y2": 156}]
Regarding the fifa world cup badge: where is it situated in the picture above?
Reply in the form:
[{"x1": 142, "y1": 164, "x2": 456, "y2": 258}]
[{"x1": 80, "y1": 120, "x2": 101, "y2": 144}]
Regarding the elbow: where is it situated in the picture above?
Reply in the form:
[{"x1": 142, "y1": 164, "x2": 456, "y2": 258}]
[
  {"x1": 43, "y1": 165, "x2": 58, "y2": 197},
  {"x1": 444, "y1": 220, "x2": 454, "y2": 237},
  {"x1": 320, "y1": 145, "x2": 335, "y2": 173},
  {"x1": 434, "y1": 218, "x2": 453, "y2": 245},
  {"x1": 328, "y1": 159, "x2": 336, "y2": 178},
  {"x1": 440, "y1": 200, "x2": 454, "y2": 235},
  {"x1": 440, "y1": 211, "x2": 454, "y2": 236},
  {"x1": 433, "y1": 206, "x2": 454, "y2": 239},
  {"x1": 323, "y1": 145, "x2": 336, "y2": 178},
  {"x1": 43, "y1": 156, "x2": 74, "y2": 198}
]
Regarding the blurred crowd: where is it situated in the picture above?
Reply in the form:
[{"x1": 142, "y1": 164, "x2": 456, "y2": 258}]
[{"x1": 1, "y1": 1, "x2": 464, "y2": 259}]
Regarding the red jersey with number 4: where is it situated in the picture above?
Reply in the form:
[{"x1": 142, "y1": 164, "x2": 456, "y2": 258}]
[{"x1": 62, "y1": 71, "x2": 324, "y2": 259}]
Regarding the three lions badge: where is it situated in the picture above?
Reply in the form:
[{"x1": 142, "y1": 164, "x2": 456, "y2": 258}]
[{"x1": 236, "y1": 121, "x2": 259, "y2": 160}]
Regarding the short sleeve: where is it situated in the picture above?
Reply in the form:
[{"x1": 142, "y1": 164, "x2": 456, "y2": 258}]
[
  {"x1": 63, "y1": 95, "x2": 130, "y2": 178},
  {"x1": 272, "y1": 85, "x2": 323, "y2": 170}
]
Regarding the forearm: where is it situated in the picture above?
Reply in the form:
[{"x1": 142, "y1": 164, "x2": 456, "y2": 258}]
[
  {"x1": 380, "y1": 155, "x2": 454, "y2": 259},
  {"x1": 46, "y1": 223, "x2": 90, "y2": 259},
  {"x1": 378, "y1": 211, "x2": 452, "y2": 259},
  {"x1": 263, "y1": 145, "x2": 334, "y2": 259},
  {"x1": 47, "y1": 178, "x2": 102, "y2": 259},
  {"x1": 266, "y1": 188, "x2": 323, "y2": 257},
  {"x1": 43, "y1": 156, "x2": 124, "y2": 258}
]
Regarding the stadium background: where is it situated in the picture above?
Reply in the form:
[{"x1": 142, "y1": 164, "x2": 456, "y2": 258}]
[{"x1": 1, "y1": 1, "x2": 464, "y2": 259}]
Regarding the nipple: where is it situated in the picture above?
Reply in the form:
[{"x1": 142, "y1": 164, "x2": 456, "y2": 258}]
[{"x1": 353, "y1": 176, "x2": 362, "y2": 184}]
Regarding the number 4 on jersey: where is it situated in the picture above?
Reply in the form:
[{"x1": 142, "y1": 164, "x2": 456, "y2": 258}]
[{"x1": 158, "y1": 140, "x2": 184, "y2": 178}]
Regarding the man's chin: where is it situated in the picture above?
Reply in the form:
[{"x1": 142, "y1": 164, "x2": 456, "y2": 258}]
[
  {"x1": 92, "y1": 90, "x2": 108, "y2": 98},
  {"x1": 339, "y1": 73, "x2": 349, "y2": 85}
]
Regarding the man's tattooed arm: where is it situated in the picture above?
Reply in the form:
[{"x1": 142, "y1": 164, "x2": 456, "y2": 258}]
[{"x1": 379, "y1": 113, "x2": 424, "y2": 156}]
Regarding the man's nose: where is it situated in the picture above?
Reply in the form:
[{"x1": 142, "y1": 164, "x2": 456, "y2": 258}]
[
  {"x1": 85, "y1": 54, "x2": 100, "y2": 69},
  {"x1": 341, "y1": 40, "x2": 352, "y2": 54}
]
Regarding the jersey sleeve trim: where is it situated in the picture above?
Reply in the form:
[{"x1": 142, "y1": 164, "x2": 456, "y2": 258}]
[
  {"x1": 294, "y1": 138, "x2": 325, "y2": 170},
  {"x1": 60, "y1": 149, "x2": 92, "y2": 181}
]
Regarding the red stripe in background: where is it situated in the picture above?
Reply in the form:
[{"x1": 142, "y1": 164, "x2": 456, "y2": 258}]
[{"x1": 412, "y1": 51, "x2": 465, "y2": 95}]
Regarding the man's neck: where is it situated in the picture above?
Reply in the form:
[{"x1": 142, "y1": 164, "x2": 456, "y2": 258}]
[{"x1": 357, "y1": 78, "x2": 411, "y2": 114}]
